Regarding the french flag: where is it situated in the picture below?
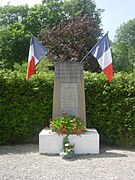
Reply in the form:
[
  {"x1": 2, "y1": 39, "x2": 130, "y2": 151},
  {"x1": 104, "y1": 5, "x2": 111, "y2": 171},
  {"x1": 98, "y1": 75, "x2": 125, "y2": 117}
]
[
  {"x1": 26, "y1": 35, "x2": 48, "y2": 80},
  {"x1": 90, "y1": 33, "x2": 113, "y2": 82}
]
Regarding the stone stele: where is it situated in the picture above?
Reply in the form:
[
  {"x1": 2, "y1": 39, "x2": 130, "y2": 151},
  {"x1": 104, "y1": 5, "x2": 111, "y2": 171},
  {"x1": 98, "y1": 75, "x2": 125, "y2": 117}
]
[{"x1": 52, "y1": 62, "x2": 86, "y2": 126}]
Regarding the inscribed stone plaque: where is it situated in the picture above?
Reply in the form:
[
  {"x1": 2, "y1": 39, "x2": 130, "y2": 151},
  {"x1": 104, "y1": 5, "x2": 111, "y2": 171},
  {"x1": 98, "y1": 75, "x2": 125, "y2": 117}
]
[{"x1": 60, "y1": 83, "x2": 78, "y2": 116}]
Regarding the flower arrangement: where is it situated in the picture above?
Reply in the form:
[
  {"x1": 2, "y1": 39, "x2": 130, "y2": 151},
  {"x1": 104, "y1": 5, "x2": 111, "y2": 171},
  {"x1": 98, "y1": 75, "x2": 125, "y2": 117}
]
[
  {"x1": 60, "y1": 135, "x2": 75, "y2": 159},
  {"x1": 50, "y1": 113, "x2": 86, "y2": 135}
]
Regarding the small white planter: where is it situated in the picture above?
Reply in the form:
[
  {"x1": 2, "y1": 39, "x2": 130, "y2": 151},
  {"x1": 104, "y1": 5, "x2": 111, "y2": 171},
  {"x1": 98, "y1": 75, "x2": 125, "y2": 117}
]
[{"x1": 39, "y1": 129, "x2": 99, "y2": 154}]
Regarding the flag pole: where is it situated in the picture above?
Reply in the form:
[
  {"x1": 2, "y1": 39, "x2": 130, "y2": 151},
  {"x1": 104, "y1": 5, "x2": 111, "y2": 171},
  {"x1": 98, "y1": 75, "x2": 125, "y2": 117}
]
[
  {"x1": 80, "y1": 32, "x2": 108, "y2": 63},
  {"x1": 47, "y1": 52, "x2": 60, "y2": 66},
  {"x1": 47, "y1": 50, "x2": 58, "y2": 62},
  {"x1": 80, "y1": 50, "x2": 92, "y2": 63}
]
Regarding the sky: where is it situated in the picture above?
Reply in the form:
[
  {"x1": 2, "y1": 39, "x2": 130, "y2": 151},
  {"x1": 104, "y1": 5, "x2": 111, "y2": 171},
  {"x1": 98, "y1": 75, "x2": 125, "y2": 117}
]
[{"x1": 0, "y1": 0, "x2": 135, "y2": 40}]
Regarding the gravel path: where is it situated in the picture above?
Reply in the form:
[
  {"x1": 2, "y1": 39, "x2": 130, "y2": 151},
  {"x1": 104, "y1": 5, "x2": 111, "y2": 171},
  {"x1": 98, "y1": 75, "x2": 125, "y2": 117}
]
[{"x1": 0, "y1": 144, "x2": 135, "y2": 180}]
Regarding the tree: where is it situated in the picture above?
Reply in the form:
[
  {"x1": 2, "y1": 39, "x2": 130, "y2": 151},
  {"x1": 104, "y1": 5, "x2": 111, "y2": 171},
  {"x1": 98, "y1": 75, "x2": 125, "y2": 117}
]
[
  {"x1": 26, "y1": 3, "x2": 66, "y2": 35},
  {"x1": 62, "y1": 0, "x2": 103, "y2": 25},
  {"x1": 0, "y1": 23, "x2": 30, "y2": 69},
  {"x1": 41, "y1": 0, "x2": 103, "y2": 72},
  {"x1": 0, "y1": 2, "x2": 67, "y2": 65},
  {"x1": 112, "y1": 18, "x2": 135, "y2": 72},
  {"x1": 0, "y1": 3, "x2": 65, "y2": 68},
  {"x1": 0, "y1": 1, "x2": 103, "y2": 71},
  {"x1": 0, "y1": 4, "x2": 29, "y2": 26},
  {"x1": 41, "y1": 16, "x2": 101, "y2": 72}
]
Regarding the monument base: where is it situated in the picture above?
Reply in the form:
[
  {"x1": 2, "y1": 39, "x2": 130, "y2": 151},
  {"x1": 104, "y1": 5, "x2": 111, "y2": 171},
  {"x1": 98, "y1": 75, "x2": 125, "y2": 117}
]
[{"x1": 39, "y1": 129, "x2": 99, "y2": 154}]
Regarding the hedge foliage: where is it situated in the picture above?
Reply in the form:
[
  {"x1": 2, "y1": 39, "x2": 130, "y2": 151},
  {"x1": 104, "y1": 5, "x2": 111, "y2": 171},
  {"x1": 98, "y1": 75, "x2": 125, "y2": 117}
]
[
  {"x1": 0, "y1": 70, "x2": 135, "y2": 147},
  {"x1": 84, "y1": 72, "x2": 135, "y2": 147},
  {"x1": 0, "y1": 70, "x2": 53, "y2": 145}
]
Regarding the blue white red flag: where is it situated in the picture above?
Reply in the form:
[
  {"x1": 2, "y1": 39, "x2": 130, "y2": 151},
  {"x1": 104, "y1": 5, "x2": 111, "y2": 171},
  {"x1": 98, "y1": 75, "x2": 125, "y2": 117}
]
[
  {"x1": 90, "y1": 33, "x2": 113, "y2": 82},
  {"x1": 26, "y1": 35, "x2": 48, "y2": 80}
]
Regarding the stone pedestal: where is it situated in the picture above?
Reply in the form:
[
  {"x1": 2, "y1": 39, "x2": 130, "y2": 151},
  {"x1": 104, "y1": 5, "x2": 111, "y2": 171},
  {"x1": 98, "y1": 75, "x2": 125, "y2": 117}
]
[
  {"x1": 39, "y1": 129, "x2": 99, "y2": 154},
  {"x1": 53, "y1": 62, "x2": 86, "y2": 126}
]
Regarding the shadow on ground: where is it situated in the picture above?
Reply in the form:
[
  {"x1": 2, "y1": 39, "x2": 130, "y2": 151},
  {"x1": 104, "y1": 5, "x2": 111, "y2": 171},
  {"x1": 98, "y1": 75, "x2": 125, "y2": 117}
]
[
  {"x1": 1, "y1": 144, "x2": 134, "y2": 160},
  {"x1": 0, "y1": 144, "x2": 39, "y2": 155}
]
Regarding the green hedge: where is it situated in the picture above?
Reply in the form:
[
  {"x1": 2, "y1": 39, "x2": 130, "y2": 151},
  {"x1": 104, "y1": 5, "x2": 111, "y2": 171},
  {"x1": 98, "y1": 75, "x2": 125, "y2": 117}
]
[
  {"x1": 0, "y1": 71, "x2": 53, "y2": 144},
  {"x1": 85, "y1": 72, "x2": 135, "y2": 147},
  {"x1": 0, "y1": 70, "x2": 135, "y2": 147}
]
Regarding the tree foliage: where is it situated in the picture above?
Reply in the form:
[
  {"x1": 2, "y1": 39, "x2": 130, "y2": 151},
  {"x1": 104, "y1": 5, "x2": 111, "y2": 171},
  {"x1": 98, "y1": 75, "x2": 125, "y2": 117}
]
[
  {"x1": 112, "y1": 18, "x2": 135, "y2": 72},
  {"x1": 0, "y1": 23, "x2": 30, "y2": 69},
  {"x1": 62, "y1": 0, "x2": 103, "y2": 25},
  {"x1": 0, "y1": 4, "x2": 29, "y2": 26},
  {"x1": 0, "y1": 0, "x2": 102, "y2": 71},
  {"x1": 41, "y1": 0, "x2": 103, "y2": 72},
  {"x1": 41, "y1": 16, "x2": 101, "y2": 71}
]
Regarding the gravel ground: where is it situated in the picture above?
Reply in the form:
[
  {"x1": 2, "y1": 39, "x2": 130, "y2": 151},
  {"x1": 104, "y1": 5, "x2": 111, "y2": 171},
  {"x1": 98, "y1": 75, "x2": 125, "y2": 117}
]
[{"x1": 0, "y1": 144, "x2": 135, "y2": 180}]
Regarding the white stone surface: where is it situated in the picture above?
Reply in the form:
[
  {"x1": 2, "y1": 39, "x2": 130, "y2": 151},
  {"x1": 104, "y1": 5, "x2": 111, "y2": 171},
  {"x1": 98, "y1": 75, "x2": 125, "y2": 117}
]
[{"x1": 39, "y1": 129, "x2": 99, "y2": 154}]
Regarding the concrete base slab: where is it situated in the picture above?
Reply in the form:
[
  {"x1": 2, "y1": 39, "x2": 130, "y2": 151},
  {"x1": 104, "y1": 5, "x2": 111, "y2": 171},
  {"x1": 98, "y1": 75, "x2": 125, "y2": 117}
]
[{"x1": 39, "y1": 129, "x2": 99, "y2": 154}]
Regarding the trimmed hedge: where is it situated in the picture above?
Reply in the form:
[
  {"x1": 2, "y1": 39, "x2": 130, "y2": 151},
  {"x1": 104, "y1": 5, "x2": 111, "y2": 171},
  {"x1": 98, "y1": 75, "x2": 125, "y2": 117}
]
[
  {"x1": 85, "y1": 72, "x2": 135, "y2": 147},
  {"x1": 0, "y1": 70, "x2": 135, "y2": 147},
  {"x1": 0, "y1": 71, "x2": 53, "y2": 144}
]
